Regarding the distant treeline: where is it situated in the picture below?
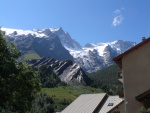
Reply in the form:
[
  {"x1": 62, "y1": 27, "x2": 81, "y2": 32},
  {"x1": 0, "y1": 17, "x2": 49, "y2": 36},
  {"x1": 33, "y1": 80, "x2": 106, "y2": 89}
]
[{"x1": 88, "y1": 65, "x2": 123, "y2": 95}]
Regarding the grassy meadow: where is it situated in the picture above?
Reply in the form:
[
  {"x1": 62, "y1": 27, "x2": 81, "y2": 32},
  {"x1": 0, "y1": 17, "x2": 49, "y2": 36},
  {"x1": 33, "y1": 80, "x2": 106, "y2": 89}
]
[{"x1": 41, "y1": 86, "x2": 103, "y2": 100}]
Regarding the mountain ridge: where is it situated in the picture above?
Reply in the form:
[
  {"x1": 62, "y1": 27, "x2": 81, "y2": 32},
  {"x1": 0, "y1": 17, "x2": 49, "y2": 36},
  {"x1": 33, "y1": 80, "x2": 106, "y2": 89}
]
[
  {"x1": 1, "y1": 27, "x2": 136, "y2": 72},
  {"x1": 66, "y1": 40, "x2": 136, "y2": 72}
]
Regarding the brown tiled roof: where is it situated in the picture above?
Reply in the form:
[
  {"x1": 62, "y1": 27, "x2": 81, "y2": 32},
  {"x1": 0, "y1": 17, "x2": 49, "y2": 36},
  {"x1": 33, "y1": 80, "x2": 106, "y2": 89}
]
[{"x1": 113, "y1": 38, "x2": 150, "y2": 67}]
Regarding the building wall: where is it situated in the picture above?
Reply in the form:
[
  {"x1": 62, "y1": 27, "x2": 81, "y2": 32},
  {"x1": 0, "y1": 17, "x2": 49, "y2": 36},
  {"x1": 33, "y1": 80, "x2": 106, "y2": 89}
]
[
  {"x1": 110, "y1": 102, "x2": 125, "y2": 113},
  {"x1": 122, "y1": 41, "x2": 150, "y2": 113}
]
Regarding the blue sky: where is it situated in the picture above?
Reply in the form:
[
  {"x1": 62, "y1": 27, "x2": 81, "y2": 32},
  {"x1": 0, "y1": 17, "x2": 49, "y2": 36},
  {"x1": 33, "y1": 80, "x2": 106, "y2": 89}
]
[{"x1": 0, "y1": 0, "x2": 150, "y2": 46}]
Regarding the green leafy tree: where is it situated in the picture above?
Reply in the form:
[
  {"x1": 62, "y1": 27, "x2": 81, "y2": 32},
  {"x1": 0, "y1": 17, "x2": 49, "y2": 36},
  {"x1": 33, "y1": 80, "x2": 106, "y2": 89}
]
[
  {"x1": 0, "y1": 30, "x2": 40, "y2": 113},
  {"x1": 138, "y1": 107, "x2": 150, "y2": 113},
  {"x1": 28, "y1": 93, "x2": 55, "y2": 113}
]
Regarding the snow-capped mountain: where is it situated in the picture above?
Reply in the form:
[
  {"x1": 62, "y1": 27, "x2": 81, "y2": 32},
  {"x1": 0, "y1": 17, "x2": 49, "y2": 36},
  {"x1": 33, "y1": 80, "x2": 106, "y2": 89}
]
[
  {"x1": 2, "y1": 27, "x2": 82, "y2": 49},
  {"x1": 66, "y1": 40, "x2": 136, "y2": 72},
  {"x1": 1, "y1": 27, "x2": 74, "y2": 61},
  {"x1": 1, "y1": 27, "x2": 136, "y2": 73}
]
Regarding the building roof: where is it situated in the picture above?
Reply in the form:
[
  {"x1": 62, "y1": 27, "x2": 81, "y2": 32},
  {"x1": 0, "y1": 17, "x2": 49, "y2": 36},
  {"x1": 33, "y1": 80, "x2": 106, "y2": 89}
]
[
  {"x1": 61, "y1": 93, "x2": 106, "y2": 113},
  {"x1": 61, "y1": 93, "x2": 124, "y2": 113},
  {"x1": 97, "y1": 96, "x2": 124, "y2": 113},
  {"x1": 113, "y1": 38, "x2": 150, "y2": 67},
  {"x1": 135, "y1": 89, "x2": 150, "y2": 102}
]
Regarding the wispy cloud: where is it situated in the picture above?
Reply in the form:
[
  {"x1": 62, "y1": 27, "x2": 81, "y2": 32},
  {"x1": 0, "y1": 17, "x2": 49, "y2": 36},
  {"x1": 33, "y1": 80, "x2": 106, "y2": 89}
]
[
  {"x1": 112, "y1": 8, "x2": 125, "y2": 27},
  {"x1": 114, "y1": 9, "x2": 121, "y2": 15},
  {"x1": 112, "y1": 15, "x2": 124, "y2": 27}
]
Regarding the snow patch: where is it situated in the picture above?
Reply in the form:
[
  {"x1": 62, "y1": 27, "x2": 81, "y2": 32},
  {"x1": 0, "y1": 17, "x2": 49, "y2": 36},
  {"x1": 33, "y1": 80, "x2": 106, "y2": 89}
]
[
  {"x1": 49, "y1": 28, "x2": 60, "y2": 33},
  {"x1": 1, "y1": 27, "x2": 48, "y2": 38}
]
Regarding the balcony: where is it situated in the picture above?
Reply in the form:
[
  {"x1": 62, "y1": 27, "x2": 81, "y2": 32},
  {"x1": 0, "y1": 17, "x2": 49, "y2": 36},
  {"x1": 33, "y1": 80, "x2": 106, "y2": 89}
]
[{"x1": 135, "y1": 89, "x2": 150, "y2": 109}]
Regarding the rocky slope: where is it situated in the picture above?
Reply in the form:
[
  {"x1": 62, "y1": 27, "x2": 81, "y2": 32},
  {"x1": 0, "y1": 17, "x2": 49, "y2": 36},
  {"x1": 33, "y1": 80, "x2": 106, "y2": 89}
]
[{"x1": 29, "y1": 57, "x2": 91, "y2": 85}]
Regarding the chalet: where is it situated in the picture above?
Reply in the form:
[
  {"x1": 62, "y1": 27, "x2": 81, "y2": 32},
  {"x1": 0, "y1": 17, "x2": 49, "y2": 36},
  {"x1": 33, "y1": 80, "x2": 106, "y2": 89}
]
[{"x1": 113, "y1": 37, "x2": 150, "y2": 113}]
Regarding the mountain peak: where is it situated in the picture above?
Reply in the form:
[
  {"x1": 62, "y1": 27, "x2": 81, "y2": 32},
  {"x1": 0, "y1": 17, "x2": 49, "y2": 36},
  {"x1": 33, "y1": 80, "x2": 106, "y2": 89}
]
[{"x1": 49, "y1": 27, "x2": 62, "y2": 33}]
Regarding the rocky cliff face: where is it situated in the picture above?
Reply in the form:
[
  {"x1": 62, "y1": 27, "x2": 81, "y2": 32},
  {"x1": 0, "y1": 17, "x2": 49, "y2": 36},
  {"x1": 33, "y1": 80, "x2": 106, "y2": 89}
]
[
  {"x1": 52, "y1": 27, "x2": 82, "y2": 49},
  {"x1": 29, "y1": 57, "x2": 91, "y2": 85},
  {"x1": 103, "y1": 45, "x2": 118, "y2": 64}
]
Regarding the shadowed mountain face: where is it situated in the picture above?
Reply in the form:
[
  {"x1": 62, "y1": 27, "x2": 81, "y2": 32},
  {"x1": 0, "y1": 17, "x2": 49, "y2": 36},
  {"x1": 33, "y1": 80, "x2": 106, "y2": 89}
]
[
  {"x1": 52, "y1": 27, "x2": 82, "y2": 49},
  {"x1": 29, "y1": 57, "x2": 91, "y2": 85},
  {"x1": 6, "y1": 33, "x2": 74, "y2": 61}
]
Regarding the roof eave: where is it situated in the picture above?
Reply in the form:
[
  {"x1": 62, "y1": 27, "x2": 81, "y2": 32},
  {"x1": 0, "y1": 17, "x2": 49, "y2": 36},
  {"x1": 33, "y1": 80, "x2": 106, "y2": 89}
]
[{"x1": 113, "y1": 38, "x2": 150, "y2": 68}]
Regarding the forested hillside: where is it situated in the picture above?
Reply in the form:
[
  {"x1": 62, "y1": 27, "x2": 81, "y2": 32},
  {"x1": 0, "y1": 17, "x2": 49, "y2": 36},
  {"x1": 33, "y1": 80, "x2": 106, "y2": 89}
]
[{"x1": 88, "y1": 65, "x2": 123, "y2": 95}]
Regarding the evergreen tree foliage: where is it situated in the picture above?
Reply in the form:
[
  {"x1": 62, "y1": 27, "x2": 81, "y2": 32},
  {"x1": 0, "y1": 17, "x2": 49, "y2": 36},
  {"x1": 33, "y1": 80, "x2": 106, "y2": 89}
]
[
  {"x1": 0, "y1": 30, "x2": 40, "y2": 113},
  {"x1": 39, "y1": 65, "x2": 67, "y2": 88},
  {"x1": 88, "y1": 65, "x2": 123, "y2": 95}
]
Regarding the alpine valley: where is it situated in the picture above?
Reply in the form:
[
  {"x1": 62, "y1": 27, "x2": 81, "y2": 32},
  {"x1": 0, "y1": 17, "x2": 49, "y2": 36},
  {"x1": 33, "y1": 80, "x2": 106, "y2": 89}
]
[{"x1": 1, "y1": 27, "x2": 136, "y2": 84}]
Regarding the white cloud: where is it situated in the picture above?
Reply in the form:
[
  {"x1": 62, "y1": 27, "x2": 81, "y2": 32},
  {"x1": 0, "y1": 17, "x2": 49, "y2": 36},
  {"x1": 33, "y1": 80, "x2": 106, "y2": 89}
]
[
  {"x1": 112, "y1": 8, "x2": 125, "y2": 27},
  {"x1": 112, "y1": 15, "x2": 124, "y2": 27},
  {"x1": 114, "y1": 9, "x2": 121, "y2": 15}
]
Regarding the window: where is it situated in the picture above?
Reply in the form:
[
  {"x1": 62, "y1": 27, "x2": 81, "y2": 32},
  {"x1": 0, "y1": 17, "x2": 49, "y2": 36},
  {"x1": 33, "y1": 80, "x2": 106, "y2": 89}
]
[{"x1": 108, "y1": 103, "x2": 114, "y2": 106}]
